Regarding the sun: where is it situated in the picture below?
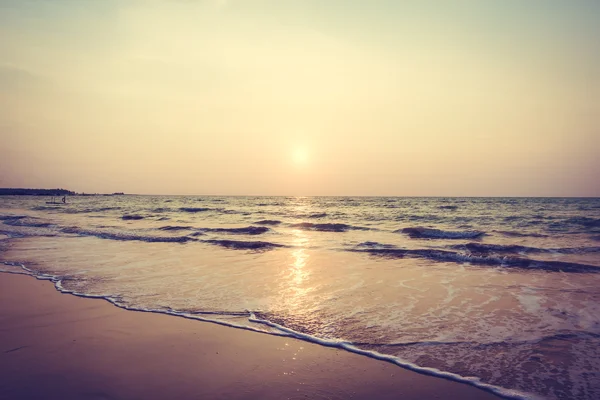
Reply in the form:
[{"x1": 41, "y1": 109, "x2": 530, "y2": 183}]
[{"x1": 292, "y1": 147, "x2": 309, "y2": 165}]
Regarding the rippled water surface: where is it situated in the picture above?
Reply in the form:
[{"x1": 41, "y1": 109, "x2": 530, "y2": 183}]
[{"x1": 1, "y1": 196, "x2": 599, "y2": 400}]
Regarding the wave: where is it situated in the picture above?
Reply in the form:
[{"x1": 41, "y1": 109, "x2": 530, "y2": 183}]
[
  {"x1": 547, "y1": 217, "x2": 600, "y2": 233},
  {"x1": 352, "y1": 331, "x2": 600, "y2": 349},
  {"x1": 453, "y1": 243, "x2": 542, "y2": 254},
  {"x1": 439, "y1": 205, "x2": 458, "y2": 210},
  {"x1": 220, "y1": 208, "x2": 249, "y2": 215},
  {"x1": 551, "y1": 246, "x2": 600, "y2": 254},
  {"x1": 203, "y1": 239, "x2": 284, "y2": 250},
  {"x1": 122, "y1": 214, "x2": 145, "y2": 220},
  {"x1": 285, "y1": 211, "x2": 329, "y2": 219},
  {"x1": 74, "y1": 206, "x2": 122, "y2": 213},
  {"x1": 246, "y1": 314, "x2": 533, "y2": 400},
  {"x1": 18, "y1": 222, "x2": 54, "y2": 228},
  {"x1": 61, "y1": 227, "x2": 195, "y2": 243},
  {"x1": 364, "y1": 215, "x2": 388, "y2": 222},
  {"x1": 179, "y1": 207, "x2": 211, "y2": 213},
  {"x1": 254, "y1": 219, "x2": 282, "y2": 225},
  {"x1": 178, "y1": 207, "x2": 246, "y2": 216},
  {"x1": 158, "y1": 225, "x2": 193, "y2": 231},
  {"x1": 454, "y1": 242, "x2": 600, "y2": 255},
  {"x1": 0, "y1": 230, "x2": 14, "y2": 239},
  {"x1": 152, "y1": 207, "x2": 173, "y2": 213},
  {"x1": 30, "y1": 206, "x2": 122, "y2": 213},
  {"x1": 0, "y1": 216, "x2": 55, "y2": 228},
  {"x1": 306, "y1": 212, "x2": 327, "y2": 218},
  {"x1": 564, "y1": 217, "x2": 600, "y2": 228},
  {"x1": 31, "y1": 205, "x2": 65, "y2": 211},
  {"x1": 356, "y1": 247, "x2": 600, "y2": 273},
  {"x1": 495, "y1": 230, "x2": 548, "y2": 238},
  {"x1": 356, "y1": 241, "x2": 397, "y2": 249},
  {"x1": 291, "y1": 222, "x2": 368, "y2": 232},
  {"x1": 399, "y1": 227, "x2": 485, "y2": 239},
  {"x1": 0, "y1": 215, "x2": 27, "y2": 221},
  {"x1": 54, "y1": 206, "x2": 123, "y2": 214},
  {"x1": 401, "y1": 215, "x2": 445, "y2": 223},
  {"x1": 199, "y1": 226, "x2": 270, "y2": 235},
  {"x1": 0, "y1": 229, "x2": 55, "y2": 239}
]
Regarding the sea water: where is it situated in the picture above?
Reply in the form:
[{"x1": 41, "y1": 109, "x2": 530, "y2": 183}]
[{"x1": 1, "y1": 196, "x2": 599, "y2": 400}]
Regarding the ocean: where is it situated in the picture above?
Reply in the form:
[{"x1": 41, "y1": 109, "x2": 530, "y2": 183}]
[{"x1": 1, "y1": 196, "x2": 599, "y2": 400}]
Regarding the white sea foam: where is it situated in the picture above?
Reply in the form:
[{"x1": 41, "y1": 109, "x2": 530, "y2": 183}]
[{"x1": 0, "y1": 261, "x2": 540, "y2": 400}]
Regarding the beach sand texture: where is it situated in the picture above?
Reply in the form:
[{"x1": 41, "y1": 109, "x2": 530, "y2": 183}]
[{"x1": 0, "y1": 273, "x2": 500, "y2": 400}]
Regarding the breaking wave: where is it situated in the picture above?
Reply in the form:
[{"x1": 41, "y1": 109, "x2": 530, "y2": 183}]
[
  {"x1": 291, "y1": 222, "x2": 368, "y2": 232},
  {"x1": 178, "y1": 207, "x2": 247, "y2": 215},
  {"x1": 254, "y1": 219, "x2": 282, "y2": 225},
  {"x1": 356, "y1": 247, "x2": 600, "y2": 273},
  {"x1": 495, "y1": 230, "x2": 548, "y2": 238},
  {"x1": 399, "y1": 227, "x2": 485, "y2": 239},
  {"x1": 305, "y1": 212, "x2": 328, "y2": 218},
  {"x1": 0, "y1": 216, "x2": 55, "y2": 228},
  {"x1": 564, "y1": 217, "x2": 600, "y2": 228},
  {"x1": 0, "y1": 215, "x2": 27, "y2": 221},
  {"x1": 179, "y1": 207, "x2": 211, "y2": 213},
  {"x1": 452, "y1": 242, "x2": 600, "y2": 255},
  {"x1": 203, "y1": 239, "x2": 285, "y2": 250},
  {"x1": 122, "y1": 214, "x2": 144, "y2": 220},
  {"x1": 452, "y1": 243, "x2": 543, "y2": 254},
  {"x1": 199, "y1": 226, "x2": 270, "y2": 235},
  {"x1": 158, "y1": 225, "x2": 193, "y2": 231},
  {"x1": 356, "y1": 241, "x2": 397, "y2": 249},
  {"x1": 61, "y1": 227, "x2": 195, "y2": 243},
  {"x1": 439, "y1": 205, "x2": 458, "y2": 210},
  {"x1": 152, "y1": 207, "x2": 173, "y2": 213}
]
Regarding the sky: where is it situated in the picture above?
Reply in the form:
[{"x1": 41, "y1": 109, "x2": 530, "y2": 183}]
[{"x1": 0, "y1": 0, "x2": 599, "y2": 196}]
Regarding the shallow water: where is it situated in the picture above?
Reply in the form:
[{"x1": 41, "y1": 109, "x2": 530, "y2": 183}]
[{"x1": 1, "y1": 196, "x2": 599, "y2": 399}]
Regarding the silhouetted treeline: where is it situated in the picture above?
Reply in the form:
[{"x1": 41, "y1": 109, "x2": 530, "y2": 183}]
[{"x1": 0, "y1": 188, "x2": 75, "y2": 196}]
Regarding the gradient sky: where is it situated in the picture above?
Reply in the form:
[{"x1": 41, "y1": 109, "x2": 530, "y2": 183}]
[{"x1": 1, "y1": 0, "x2": 599, "y2": 196}]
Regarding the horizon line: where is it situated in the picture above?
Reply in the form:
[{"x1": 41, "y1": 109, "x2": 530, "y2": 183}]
[{"x1": 1, "y1": 188, "x2": 599, "y2": 198}]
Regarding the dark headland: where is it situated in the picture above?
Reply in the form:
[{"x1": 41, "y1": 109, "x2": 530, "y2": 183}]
[
  {"x1": 0, "y1": 188, "x2": 125, "y2": 196},
  {"x1": 0, "y1": 188, "x2": 75, "y2": 196}
]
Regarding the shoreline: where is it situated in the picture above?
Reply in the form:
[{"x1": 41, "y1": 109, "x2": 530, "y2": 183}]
[{"x1": 0, "y1": 272, "x2": 503, "y2": 400}]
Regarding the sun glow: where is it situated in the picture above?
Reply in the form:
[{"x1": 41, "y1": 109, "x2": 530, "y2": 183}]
[{"x1": 292, "y1": 148, "x2": 309, "y2": 166}]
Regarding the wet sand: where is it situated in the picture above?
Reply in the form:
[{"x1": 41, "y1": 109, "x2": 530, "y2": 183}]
[{"x1": 0, "y1": 273, "x2": 501, "y2": 400}]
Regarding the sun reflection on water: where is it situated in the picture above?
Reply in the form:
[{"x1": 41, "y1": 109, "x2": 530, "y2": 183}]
[
  {"x1": 272, "y1": 201, "x2": 321, "y2": 321},
  {"x1": 290, "y1": 229, "x2": 310, "y2": 288}
]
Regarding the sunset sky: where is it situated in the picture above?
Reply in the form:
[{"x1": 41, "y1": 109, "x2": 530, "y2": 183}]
[{"x1": 1, "y1": 1, "x2": 598, "y2": 196}]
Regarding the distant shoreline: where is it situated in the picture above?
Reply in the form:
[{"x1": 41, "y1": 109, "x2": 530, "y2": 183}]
[
  {"x1": 0, "y1": 188, "x2": 597, "y2": 198},
  {"x1": 0, "y1": 188, "x2": 75, "y2": 196},
  {"x1": 0, "y1": 188, "x2": 124, "y2": 196}
]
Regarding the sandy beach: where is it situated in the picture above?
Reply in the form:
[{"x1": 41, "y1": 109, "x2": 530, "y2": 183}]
[{"x1": 0, "y1": 273, "x2": 500, "y2": 400}]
